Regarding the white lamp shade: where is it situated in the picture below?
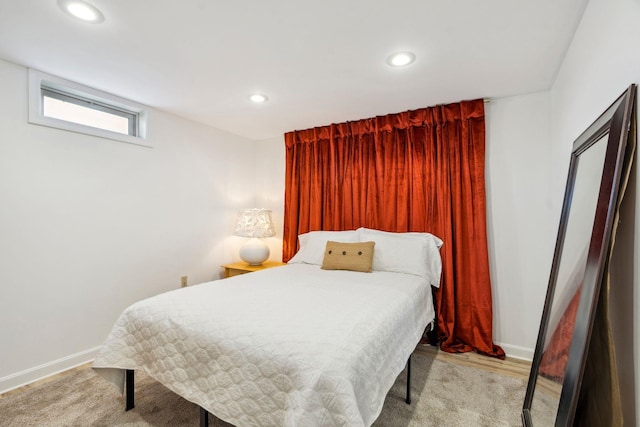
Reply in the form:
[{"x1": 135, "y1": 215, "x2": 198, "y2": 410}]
[
  {"x1": 239, "y1": 237, "x2": 270, "y2": 265},
  {"x1": 234, "y1": 209, "x2": 275, "y2": 238}
]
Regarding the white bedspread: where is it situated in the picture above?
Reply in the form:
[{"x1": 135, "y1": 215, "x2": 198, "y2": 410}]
[{"x1": 93, "y1": 264, "x2": 434, "y2": 426}]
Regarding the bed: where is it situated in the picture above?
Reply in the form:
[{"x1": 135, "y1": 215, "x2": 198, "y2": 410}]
[{"x1": 93, "y1": 228, "x2": 442, "y2": 426}]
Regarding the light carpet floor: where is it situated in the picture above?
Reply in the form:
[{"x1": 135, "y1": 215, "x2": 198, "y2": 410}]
[{"x1": 0, "y1": 350, "x2": 526, "y2": 426}]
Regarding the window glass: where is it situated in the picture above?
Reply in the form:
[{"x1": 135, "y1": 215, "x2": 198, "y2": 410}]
[
  {"x1": 43, "y1": 91, "x2": 133, "y2": 136},
  {"x1": 28, "y1": 69, "x2": 149, "y2": 147}
]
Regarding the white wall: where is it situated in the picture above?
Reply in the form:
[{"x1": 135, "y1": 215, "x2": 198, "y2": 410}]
[
  {"x1": 254, "y1": 136, "x2": 286, "y2": 262},
  {"x1": 549, "y1": 0, "x2": 640, "y2": 422},
  {"x1": 0, "y1": 58, "x2": 257, "y2": 392},
  {"x1": 485, "y1": 93, "x2": 556, "y2": 359}
]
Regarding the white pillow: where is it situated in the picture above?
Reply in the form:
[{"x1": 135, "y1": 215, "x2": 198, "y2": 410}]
[
  {"x1": 404, "y1": 231, "x2": 444, "y2": 249},
  {"x1": 288, "y1": 230, "x2": 359, "y2": 265},
  {"x1": 357, "y1": 228, "x2": 443, "y2": 286}
]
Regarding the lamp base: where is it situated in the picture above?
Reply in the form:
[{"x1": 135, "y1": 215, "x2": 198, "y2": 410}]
[{"x1": 239, "y1": 238, "x2": 270, "y2": 265}]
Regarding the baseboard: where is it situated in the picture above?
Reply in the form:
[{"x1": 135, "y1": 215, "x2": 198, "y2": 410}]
[
  {"x1": 0, "y1": 346, "x2": 100, "y2": 395},
  {"x1": 496, "y1": 342, "x2": 534, "y2": 361}
]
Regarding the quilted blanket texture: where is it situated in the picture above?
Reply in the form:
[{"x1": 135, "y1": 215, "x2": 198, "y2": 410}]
[{"x1": 93, "y1": 264, "x2": 434, "y2": 426}]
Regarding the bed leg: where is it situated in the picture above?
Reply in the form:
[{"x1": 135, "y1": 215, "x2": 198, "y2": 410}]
[
  {"x1": 426, "y1": 320, "x2": 439, "y2": 346},
  {"x1": 200, "y1": 406, "x2": 209, "y2": 427},
  {"x1": 405, "y1": 355, "x2": 412, "y2": 405},
  {"x1": 125, "y1": 369, "x2": 135, "y2": 411}
]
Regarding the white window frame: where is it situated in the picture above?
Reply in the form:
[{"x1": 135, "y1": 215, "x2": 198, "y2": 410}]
[{"x1": 28, "y1": 69, "x2": 151, "y2": 148}]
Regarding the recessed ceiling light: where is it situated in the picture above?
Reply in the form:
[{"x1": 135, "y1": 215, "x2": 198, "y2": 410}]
[
  {"x1": 57, "y1": 0, "x2": 105, "y2": 23},
  {"x1": 387, "y1": 52, "x2": 416, "y2": 67},
  {"x1": 249, "y1": 94, "x2": 268, "y2": 104}
]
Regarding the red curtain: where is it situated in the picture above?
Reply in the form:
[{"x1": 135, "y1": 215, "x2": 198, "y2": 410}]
[
  {"x1": 283, "y1": 99, "x2": 504, "y2": 358},
  {"x1": 539, "y1": 287, "x2": 582, "y2": 382}
]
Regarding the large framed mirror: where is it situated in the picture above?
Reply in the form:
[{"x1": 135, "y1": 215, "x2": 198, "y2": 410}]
[{"x1": 522, "y1": 84, "x2": 636, "y2": 426}]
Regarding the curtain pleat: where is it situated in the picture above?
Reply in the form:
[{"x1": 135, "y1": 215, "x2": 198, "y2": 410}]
[{"x1": 283, "y1": 100, "x2": 504, "y2": 358}]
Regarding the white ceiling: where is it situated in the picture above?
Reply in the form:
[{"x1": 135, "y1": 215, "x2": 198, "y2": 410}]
[{"x1": 0, "y1": 0, "x2": 588, "y2": 140}]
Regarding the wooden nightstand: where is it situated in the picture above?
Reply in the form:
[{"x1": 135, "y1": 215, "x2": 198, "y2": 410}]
[{"x1": 222, "y1": 261, "x2": 286, "y2": 278}]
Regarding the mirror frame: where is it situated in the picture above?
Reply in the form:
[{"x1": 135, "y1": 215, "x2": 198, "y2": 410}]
[{"x1": 522, "y1": 84, "x2": 636, "y2": 427}]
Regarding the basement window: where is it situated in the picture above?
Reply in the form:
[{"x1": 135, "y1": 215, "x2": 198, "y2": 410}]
[{"x1": 28, "y1": 69, "x2": 150, "y2": 147}]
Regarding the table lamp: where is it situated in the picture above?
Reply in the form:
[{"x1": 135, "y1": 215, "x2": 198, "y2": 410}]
[{"x1": 234, "y1": 208, "x2": 275, "y2": 265}]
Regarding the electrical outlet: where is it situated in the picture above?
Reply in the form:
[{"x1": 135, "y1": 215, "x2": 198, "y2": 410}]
[{"x1": 181, "y1": 276, "x2": 188, "y2": 288}]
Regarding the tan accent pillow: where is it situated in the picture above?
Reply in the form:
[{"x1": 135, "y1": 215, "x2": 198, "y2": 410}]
[{"x1": 321, "y1": 241, "x2": 375, "y2": 272}]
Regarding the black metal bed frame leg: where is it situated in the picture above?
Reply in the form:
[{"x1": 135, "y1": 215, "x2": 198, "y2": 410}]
[
  {"x1": 200, "y1": 406, "x2": 209, "y2": 427},
  {"x1": 405, "y1": 355, "x2": 412, "y2": 405},
  {"x1": 125, "y1": 368, "x2": 209, "y2": 426},
  {"x1": 125, "y1": 369, "x2": 135, "y2": 411}
]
